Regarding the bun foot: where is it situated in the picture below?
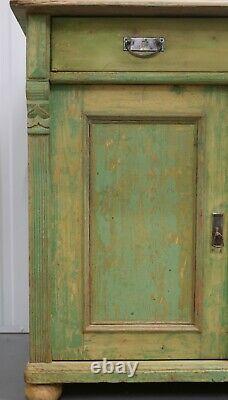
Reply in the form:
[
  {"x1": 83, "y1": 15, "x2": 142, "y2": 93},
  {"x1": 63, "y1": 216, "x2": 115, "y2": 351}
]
[{"x1": 25, "y1": 384, "x2": 63, "y2": 400}]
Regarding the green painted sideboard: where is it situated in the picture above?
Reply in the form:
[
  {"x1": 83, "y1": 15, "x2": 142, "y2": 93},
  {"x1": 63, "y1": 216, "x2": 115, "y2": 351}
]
[{"x1": 11, "y1": 1, "x2": 228, "y2": 399}]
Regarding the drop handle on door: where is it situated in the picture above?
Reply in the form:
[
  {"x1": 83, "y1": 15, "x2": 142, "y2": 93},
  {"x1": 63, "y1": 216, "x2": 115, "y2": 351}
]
[
  {"x1": 212, "y1": 213, "x2": 224, "y2": 248},
  {"x1": 123, "y1": 37, "x2": 165, "y2": 58}
]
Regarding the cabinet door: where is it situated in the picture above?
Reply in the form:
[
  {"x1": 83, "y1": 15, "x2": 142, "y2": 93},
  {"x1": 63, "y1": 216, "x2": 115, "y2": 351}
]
[{"x1": 50, "y1": 85, "x2": 227, "y2": 360}]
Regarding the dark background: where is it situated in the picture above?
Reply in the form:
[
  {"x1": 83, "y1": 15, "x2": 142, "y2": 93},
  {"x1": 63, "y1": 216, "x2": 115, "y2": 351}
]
[{"x1": 0, "y1": 334, "x2": 227, "y2": 400}]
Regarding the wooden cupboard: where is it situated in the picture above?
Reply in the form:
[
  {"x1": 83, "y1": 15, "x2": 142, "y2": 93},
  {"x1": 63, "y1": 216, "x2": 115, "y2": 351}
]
[{"x1": 10, "y1": 1, "x2": 228, "y2": 399}]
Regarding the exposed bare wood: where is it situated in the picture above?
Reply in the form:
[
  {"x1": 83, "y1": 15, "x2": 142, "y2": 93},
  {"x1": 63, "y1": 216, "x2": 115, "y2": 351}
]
[
  {"x1": 10, "y1": 0, "x2": 228, "y2": 33},
  {"x1": 25, "y1": 384, "x2": 62, "y2": 400},
  {"x1": 10, "y1": 0, "x2": 228, "y2": 5},
  {"x1": 25, "y1": 361, "x2": 228, "y2": 383}
]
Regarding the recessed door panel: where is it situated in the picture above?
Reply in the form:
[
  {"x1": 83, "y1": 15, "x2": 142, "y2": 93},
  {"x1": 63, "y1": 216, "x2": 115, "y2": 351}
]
[
  {"x1": 87, "y1": 120, "x2": 197, "y2": 329},
  {"x1": 50, "y1": 85, "x2": 227, "y2": 360}
]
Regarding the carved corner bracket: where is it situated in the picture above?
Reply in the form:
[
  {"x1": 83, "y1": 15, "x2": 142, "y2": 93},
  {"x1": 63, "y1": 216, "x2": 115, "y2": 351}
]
[{"x1": 27, "y1": 80, "x2": 50, "y2": 135}]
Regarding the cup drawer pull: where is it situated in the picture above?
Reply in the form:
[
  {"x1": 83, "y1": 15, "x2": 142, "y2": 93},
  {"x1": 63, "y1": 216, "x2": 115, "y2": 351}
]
[{"x1": 123, "y1": 37, "x2": 165, "y2": 58}]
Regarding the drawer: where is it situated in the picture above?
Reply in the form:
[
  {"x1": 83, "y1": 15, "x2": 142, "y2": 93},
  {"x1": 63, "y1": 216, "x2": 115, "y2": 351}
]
[{"x1": 51, "y1": 17, "x2": 228, "y2": 73}]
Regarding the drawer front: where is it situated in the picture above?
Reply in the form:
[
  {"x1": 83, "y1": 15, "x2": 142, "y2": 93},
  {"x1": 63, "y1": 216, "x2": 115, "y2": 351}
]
[{"x1": 51, "y1": 17, "x2": 228, "y2": 72}]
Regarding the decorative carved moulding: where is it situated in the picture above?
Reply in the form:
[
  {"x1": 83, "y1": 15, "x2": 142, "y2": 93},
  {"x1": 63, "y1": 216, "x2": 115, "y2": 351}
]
[{"x1": 27, "y1": 80, "x2": 50, "y2": 135}]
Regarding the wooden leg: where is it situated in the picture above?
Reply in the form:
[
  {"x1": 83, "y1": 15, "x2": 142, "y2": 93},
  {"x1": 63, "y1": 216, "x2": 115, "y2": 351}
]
[{"x1": 25, "y1": 384, "x2": 63, "y2": 400}]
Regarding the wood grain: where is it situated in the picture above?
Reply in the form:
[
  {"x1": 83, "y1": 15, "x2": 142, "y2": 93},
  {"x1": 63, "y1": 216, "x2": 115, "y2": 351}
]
[
  {"x1": 10, "y1": 1, "x2": 228, "y2": 5},
  {"x1": 10, "y1": 1, "x2": 228, "y2": 34},
  {"x1": 50, "y1": 72, "x2": 228, "y2": 85},
  {"x1": 28, "y1": 136, "x2": 51, "y2": 362},
  {"x1": 27, "y1": 16, "x2": 51, "y2": 362},
  {"x1": 25, "y1": 384, "x2": 62, "y2": 400},
  {"x1": 14, "y1": 10, "x2": 228, "y2": 386},
  {"x1": 52, "y1": 18, "x2": 228, "y2": 73},
  {"x1": 25, "y1": 361, "x2": 228, "y2": 383},
  {"x1": 87, "y1": 118, "x2": 197, "y2": 327},
  {"x1": 50, "y1": 85, "x2": 227, "y2": 361},
  {"x1": 27, "y1": 15, "x2": 50, "y2": 79}
]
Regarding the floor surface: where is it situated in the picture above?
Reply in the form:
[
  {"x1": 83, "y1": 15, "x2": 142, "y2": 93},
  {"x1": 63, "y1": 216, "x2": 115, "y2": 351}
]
[{"x1": 0, "y1": 334, "x2": 227, "y2": 400}]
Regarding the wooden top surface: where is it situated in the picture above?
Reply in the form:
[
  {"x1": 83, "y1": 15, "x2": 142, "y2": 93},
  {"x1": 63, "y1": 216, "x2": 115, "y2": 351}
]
[
  {"x1": 9, "y1": 0, "x2": 228, "y2": 6},
  {"x1": 10, "y1": 0, "x2": 228, "y2": 33}
]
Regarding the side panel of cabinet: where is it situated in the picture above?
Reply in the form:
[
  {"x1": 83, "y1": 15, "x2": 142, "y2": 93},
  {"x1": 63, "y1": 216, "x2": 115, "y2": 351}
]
[{"x1": 50, "y1": 85, "x2": 227, "y2": 360}]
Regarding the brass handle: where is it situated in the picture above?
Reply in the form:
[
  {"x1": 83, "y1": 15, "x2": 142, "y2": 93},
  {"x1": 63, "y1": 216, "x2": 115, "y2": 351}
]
[{"x1": 123, "y1": 37, "x2": 165, "y2": 58}]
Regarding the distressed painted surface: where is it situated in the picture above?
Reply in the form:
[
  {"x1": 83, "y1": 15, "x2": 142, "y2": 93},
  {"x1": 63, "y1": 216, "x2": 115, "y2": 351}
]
[
  {"x1": 27, "y1": 15, "x2": 50, "y2": 79},
  {"x1": 25, "y1": 361, "x2": 228, "y2": 384},
  {"x1": 50, "y1": 71, "x2": 228, "y2": 85},
  {"x1": 29, "y1": 135, "x2": 51, "y2": 362},
  {"x1": 50, "y1": 85, "x2": 84, "y2": 360},
  {"x1": 50, "y1": 85, "x2": 227, "y2": 361},
  {"x1": 89, "y1": 121, "x2": 196, "y2": 325},
  {"x1": 27, "y1": 15, "x2": 51, "y2": 362},
  {"x1": 23, "y1": 11, "x2": 228, "y2": 386},
  {"x1": 51, "y1": 18, "x2": 228, "y2": 72}
]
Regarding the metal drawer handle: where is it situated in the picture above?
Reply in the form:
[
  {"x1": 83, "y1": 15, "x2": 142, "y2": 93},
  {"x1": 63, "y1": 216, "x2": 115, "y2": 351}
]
[{"x1": 123, "y1": 37, "x2": 165, "y2": 58}]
